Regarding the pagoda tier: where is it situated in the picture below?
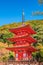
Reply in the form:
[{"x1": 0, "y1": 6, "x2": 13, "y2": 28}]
[
  {"x1": 6, "y1": 46, "x2": 37, "y2": 60},
  {"x1": 7, "y1": 36, "x2": 37, "y2": 43},
  {"x1": 9, "y1": 24, "x2": 36, "y2": 35}
]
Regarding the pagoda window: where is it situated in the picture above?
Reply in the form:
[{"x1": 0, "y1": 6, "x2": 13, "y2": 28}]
[
  {"x1": 16, "y1": 53, "x2": 18, "y2": 58},
  {"x1": 23, "y1": 53, "x2": 27, "y2": 58}
]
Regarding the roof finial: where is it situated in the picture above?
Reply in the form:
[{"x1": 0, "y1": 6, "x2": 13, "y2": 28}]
[{"x1": 22, "y1": 9, "x2": 25, "y2": 25}]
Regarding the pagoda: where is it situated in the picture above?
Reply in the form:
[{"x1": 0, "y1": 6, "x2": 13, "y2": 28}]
[
  {"x1": 6, "y1": 11, "x2": 37, "y2": 61},
  {"x1": 6, "y1": 24, "x2": 37, "y2": 61}
]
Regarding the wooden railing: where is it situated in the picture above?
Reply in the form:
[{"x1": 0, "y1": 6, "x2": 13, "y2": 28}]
[{"x1": 0, "y1": 60, "x2": 43, "y2": 65}]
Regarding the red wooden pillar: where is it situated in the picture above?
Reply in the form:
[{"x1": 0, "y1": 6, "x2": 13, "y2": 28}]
[{"x1": 18, "y1": 50, "x2": 23, "y2": 60}]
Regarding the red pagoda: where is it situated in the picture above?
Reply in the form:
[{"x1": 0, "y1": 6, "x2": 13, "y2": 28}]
[
  {"x1": 6, "y1": 11, "x2": 37, "y2": 61},
  {"x1": 6, "y1": 24, "x2": 37, "y2": 61}
]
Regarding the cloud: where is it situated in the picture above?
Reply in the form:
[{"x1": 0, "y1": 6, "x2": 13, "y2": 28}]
[{"x1": 32, "y1": 11, "x2": 43, "y2": 16}]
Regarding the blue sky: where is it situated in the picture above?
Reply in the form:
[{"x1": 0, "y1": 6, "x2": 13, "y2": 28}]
[{"x1": 0, "y1": 0, "x2": 43, "y2": 26}]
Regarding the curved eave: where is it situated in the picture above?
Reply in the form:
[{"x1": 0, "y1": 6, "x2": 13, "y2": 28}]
[
  {"x1": 6, "y1": 46, "x2": 38, "y2": 52},
  {"x1": 9, "y1": 24, "x2": 36, "y2": 34},
  {"x1": 7, "y1": 36, "x2": 37, "y2": 43}
]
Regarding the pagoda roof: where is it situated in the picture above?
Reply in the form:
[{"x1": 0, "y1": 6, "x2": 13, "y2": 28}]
[
  {"x1": 9, "y1": 24, "x2": 36, "y2": 34},
  {"x1": 7, "y1": 36, "x2": 37, "y2": 43},
  {"x1": 6, "y1": 46, "x2": 37, "y2": 52}
]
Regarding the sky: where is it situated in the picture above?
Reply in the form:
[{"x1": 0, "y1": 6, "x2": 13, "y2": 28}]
[{"x1": 0, "y1": 0, "x2": 43, "y2": 26}]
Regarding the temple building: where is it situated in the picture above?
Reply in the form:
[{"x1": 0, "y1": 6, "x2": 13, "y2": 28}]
[
  {"x1": 6, "y1": 11, "x2": 37, "y2": 61},
  {"x1": 6, "y1": 24, "x2": 37, "y2": 61}
]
